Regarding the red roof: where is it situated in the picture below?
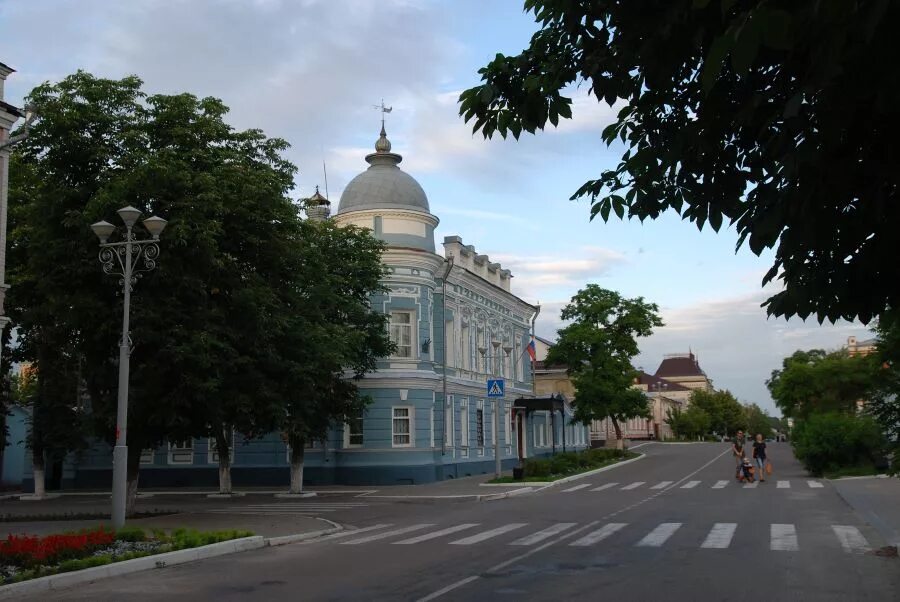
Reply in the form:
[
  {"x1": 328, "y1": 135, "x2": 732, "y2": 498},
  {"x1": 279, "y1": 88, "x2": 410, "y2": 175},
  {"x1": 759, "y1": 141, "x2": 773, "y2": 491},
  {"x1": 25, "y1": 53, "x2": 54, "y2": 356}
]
[
  {"x1": 655, "y1": 353, "x2": 707, "y2": 378},
  {"x1": 635, "y1": 371, "x2": 691, "y2": 392}
]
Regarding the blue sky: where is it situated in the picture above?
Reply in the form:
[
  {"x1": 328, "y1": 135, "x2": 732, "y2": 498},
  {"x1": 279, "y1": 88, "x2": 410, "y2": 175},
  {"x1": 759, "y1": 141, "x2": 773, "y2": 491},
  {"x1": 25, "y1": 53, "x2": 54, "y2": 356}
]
[{"x1": 0, "y1": 0, "x2": 872, "y2": 413}]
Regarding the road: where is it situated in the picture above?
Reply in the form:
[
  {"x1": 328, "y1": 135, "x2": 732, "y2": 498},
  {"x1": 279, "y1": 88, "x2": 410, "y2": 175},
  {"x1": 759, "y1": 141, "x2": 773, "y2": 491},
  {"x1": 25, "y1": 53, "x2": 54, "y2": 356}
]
[{"x1": 28, "y1": 443, "x2": 899, "y2": 601}]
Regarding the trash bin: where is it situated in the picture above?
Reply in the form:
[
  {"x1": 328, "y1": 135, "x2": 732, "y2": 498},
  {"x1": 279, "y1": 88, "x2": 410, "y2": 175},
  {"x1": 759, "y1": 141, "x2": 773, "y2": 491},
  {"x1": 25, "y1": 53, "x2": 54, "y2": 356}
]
[{"x1": 512, "y1": 466, "x2": 524, "y2": 480}]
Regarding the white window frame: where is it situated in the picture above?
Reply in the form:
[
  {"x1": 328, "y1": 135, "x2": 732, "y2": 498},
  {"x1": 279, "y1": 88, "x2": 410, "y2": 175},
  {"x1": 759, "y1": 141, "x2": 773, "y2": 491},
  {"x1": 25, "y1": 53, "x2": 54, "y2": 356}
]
[
  {"x1": 389, "y1": 310, "x2": 415, "y2": 359},
  {"x1": 140, "y1": 448, "x2": 155, "y2": 465},
  {"x1": 392, "y1": 406, "x2": 415, "y2": 447},
  {"x1": 344, "y1": 410, "x2": 364, "y2": 448},
  {"x1": 504, "y1": 402, "x2": 511, "y2": 445},
  {"x1": 207, "y1": 430, "x2": 236, "y2": 464},
  {"x1": 430, "y1": 406, "x2": 435, "y2": 448},
  {"x1": 168, "y1": 439, "x2": 194, "y2": 465},
  {"x1": 445, "y1": 395, "x2": 455, "y2": 449},
  {"x1": 546, "y1": 415, "x2": 553, "y2": 448},
  {"x1": 446, "y1": 315, "x2": 455, "y2": 368},
  {"x1": 459, "y1": 399, "x2": 469, "y2": 451}
]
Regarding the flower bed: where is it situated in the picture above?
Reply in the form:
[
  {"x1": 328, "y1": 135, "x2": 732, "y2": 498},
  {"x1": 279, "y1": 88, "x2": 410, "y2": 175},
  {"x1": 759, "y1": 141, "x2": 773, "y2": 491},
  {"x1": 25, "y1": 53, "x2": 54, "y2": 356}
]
[{"x1": 0, "y1": 526, "x2": 253, "y2": 585}]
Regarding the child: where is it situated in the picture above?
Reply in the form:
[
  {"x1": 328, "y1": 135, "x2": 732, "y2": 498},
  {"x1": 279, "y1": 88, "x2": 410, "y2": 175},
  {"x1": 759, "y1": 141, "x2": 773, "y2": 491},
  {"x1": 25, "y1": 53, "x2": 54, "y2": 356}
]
[{"x1": 738, "y1": 457, "x2": 755, "y2": 483}]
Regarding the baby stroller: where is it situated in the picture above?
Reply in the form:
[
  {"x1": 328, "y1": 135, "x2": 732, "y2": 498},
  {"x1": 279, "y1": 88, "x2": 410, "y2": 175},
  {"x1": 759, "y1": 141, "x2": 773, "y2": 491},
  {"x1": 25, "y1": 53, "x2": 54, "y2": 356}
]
[{"x1": 737, "y1": 457, "x2": 755, "y2": 482}]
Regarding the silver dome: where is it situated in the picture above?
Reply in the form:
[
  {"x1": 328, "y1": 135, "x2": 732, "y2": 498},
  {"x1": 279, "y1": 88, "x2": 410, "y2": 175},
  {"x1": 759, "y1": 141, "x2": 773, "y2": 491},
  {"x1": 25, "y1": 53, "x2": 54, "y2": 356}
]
[{"x1": 337, "y1": 126, "x2": 430, "y2": 215}]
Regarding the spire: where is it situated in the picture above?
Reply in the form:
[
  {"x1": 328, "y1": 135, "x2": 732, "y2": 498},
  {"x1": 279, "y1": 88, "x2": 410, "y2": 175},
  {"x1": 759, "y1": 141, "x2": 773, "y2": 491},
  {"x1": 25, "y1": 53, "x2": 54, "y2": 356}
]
[
  {"x1": 375, "y1": 122, "x2": 392, "y2": 153},
  {"x1": 305, "y1": 185, "x2": 331, "y2": 222}
]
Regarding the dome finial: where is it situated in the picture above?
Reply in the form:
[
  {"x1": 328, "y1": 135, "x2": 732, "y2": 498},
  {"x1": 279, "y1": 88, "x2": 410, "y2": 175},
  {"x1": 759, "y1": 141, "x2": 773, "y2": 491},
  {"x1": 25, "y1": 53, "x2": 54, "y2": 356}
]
[{"x1": 373, "y1": 99, "x2": 393, "y2": 153}]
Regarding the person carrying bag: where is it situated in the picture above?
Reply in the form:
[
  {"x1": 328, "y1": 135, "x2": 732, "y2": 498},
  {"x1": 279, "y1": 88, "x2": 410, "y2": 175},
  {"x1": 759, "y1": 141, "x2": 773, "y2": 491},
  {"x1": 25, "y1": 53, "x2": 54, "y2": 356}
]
[{"x1": 752, "y1": 434, "x2": 769, "y2": 482}]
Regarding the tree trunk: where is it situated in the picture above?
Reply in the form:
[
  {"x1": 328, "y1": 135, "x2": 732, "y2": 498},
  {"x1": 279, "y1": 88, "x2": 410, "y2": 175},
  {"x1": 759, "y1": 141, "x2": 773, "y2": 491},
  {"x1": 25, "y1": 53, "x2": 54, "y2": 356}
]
[
  {"x1": 610, "y1": 418, "x2": 624, "y2": 450},
  {"x1": 289, "y1": 436, "x2": 306, "y2": 494},
  {"x1": 32, "y1": 447, "x2": 46, "y2": 498},
  {"x1": 125, "y1": 445, "x2": 142, "y2": 517},
  {"x1": 216, "y1": 429, "x2": 232, "y2": 494}
]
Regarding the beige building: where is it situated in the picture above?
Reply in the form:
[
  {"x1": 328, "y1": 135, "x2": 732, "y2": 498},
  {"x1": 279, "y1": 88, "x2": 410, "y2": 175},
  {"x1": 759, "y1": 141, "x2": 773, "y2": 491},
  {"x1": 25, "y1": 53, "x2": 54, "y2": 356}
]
[
  {"x1": 846, "y1": 336, "x2": 877, "y2": 357},
  {"x1": 653, "y1": 352, "x2": 713, "y2": 392}
]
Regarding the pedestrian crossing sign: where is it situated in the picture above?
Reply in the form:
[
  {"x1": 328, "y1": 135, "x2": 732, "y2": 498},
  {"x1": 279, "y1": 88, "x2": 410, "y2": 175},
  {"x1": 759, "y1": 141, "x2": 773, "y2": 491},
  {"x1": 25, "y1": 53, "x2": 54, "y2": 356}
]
[{"x1": 487, "y1": 379, "x2": 505, "y2": 397}]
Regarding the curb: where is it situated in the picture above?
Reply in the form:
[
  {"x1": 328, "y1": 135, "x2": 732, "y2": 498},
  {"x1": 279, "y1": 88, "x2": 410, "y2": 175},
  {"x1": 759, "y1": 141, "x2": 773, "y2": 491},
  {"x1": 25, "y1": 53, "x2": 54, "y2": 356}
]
[
  {"x1": 535, "y1": 453, "x2": 647, "y2": 490},
  {"x1": 0, "y1": 536, "x2": 266, "y2": 600},
  {"x1": 0, "y1": 517, "x2": 346, "y2": 598},
  {"x1": 827, "y1": 474, "x2": 891, "y2": 481}
]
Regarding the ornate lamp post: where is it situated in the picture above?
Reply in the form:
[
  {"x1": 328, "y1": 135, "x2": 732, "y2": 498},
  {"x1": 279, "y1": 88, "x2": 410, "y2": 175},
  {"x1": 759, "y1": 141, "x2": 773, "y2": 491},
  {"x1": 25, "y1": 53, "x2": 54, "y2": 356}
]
[{"x1": 91, "y1": 206, "x2": 167, "y2": 528}]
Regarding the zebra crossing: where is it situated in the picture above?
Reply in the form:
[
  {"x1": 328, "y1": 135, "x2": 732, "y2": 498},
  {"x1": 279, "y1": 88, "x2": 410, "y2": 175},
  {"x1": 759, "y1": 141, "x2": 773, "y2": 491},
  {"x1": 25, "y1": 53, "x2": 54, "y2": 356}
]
[
  {"x1": 205, "y1": 501, "x2": 370, "y2": 516},
  {"x1": 560, "y1": 479, "x2": 824, "y2": 492},
  {"x1": 307, "y1": 521, "x2": 873, "y2": 553}
]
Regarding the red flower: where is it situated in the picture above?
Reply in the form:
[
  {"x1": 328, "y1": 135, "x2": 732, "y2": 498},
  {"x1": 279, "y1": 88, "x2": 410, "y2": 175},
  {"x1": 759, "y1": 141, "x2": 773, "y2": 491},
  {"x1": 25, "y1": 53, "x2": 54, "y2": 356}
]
[{"x1": 0, "y1": 526, "x2": 115, "y2": 568}]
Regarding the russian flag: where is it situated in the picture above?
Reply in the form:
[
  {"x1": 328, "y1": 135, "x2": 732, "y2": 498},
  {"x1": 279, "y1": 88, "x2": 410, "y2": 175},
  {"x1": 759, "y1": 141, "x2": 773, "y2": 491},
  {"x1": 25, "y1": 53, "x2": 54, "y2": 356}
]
[{"x1": 526, "y1": 338, "x2": 536, "y2": 361}]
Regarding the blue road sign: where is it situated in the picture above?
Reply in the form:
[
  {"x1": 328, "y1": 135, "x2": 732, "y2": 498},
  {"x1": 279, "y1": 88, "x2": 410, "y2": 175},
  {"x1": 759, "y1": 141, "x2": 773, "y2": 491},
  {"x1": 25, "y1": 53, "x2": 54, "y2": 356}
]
[{"x1": 487, "y1": 379, "x2": 505, "y2": 398}]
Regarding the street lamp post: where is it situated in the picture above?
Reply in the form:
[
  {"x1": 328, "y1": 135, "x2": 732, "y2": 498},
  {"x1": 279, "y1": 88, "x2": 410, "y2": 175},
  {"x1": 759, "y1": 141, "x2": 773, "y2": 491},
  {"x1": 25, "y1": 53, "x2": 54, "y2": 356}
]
[{"x1": 91, "y1": 206, "x2": 167, "y2": 529}]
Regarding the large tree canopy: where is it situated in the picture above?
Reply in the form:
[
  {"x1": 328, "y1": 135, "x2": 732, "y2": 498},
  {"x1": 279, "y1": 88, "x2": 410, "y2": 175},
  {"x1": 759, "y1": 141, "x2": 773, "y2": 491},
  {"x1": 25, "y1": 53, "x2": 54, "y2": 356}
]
[
  {"x1": 460, "y1": 0, "x2": 899, "y2": 324},
  {"x1": 546, "y1": 285, "x2": 663, "y2": 441},
  {"x1": 766, "y1": 349, "x2": 876, "y2": 419}
]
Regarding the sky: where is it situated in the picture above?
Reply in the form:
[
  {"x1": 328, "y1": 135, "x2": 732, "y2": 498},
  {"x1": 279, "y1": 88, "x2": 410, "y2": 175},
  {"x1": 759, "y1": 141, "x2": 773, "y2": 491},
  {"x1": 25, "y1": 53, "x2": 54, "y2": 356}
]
[{"x1": 0, "y1": 0, "x2": 872, "y2": 414}]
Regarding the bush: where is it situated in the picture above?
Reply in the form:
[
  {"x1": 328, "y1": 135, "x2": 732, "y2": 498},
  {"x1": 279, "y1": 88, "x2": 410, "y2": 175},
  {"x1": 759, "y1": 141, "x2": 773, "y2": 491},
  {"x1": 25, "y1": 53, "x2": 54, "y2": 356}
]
[
  {"x1": 791, "y1": 413, "x2": 887, "y2": 477},
  {"x1": 115, "y1": 526, "x2": 147, "y2": 542}
]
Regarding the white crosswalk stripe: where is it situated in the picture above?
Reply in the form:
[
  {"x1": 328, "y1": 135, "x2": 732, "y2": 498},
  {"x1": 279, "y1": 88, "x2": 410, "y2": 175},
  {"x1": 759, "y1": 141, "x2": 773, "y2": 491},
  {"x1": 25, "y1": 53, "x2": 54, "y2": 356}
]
[
  {"x1": 510, "y1": 523, "x2": 577, "y2": 546},
  {"x1": 743, "y1": 481, "x2": 759, "y2": 489},
  {"x1": 808, "y1": 481, "x2": 824, "y2": 488},
  {"x1": 341, "y1": 524, "x2": 434, "y2": 545},
  {"x1": 308, "y1": 524, "x2": 393, "y2": 543},
  {"x1": 777, "y1": 480, "x2": 790, "y2": 488},
  {"x1": 712, "y1": 480, "x2": 729, "y2": 489},
  {"x1": 680, "y1": 480, "x2": 700, "y2": 489},
  {"x1": 637, "y1": 523, "x2": 682, "y2": 547},
  {"x1": 308, "y1": 521, "x2": 875, "y2": 553},
  {"x1": 207, "y1": 502, "x2": 369, "y2": 515},
  {"x1": 701, "y1": 523, "x2": 737, "y2": 549},
  {"x1": 590, "y1": 483, "x2": 618, "y2": 491},
  {"x1": 650, "y1": 481, "x2": 673, "y2": 490},
  {"x1": 569, "y1": 523, "x2": 628, "y2": 547},
  {"x1": 770, "y1": 523, "x2": 799, "y2": 551},
  {"x1": 393, "y1": 524, "x2": 479, "y2": 545},
  {"x1": 561, "y1": 483, "x2": 592, "y2": 493},
  {"x1": 622, "y1": 481, "x2": 645, "y2": 490},
  {"x1": 450, "y1": 523, "x2": 528, "y2": 545},
  {"x1": 831, "y1": 525, "x2": 870, "y2": 554}
]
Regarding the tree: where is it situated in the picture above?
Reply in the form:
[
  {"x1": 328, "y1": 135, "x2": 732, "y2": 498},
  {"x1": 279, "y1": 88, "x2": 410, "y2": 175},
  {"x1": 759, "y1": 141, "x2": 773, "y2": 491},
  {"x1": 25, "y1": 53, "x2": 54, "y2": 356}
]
[
  {"x1": 867, "y1": 310, "x2": 900, "y2": 448},
  {"x1": 688, "y1": 389, "x2": 744, "y2": 436},
  {"x1": 8, "y1": 72, "x2": 301, "y2": 508},
  {"x1": 546, "y1": 285, "x2": 663, "y2": 447},
  {"x1": 666, "y1": 405, "x2": 710, "y2": 441},
  {"x1": 459, "y1": 1, "x2": 900, "y2": 324},
  {"x1": 743, "y1": 403, "x2": 773, "y2": 440},
  {"x1": 766, "y1": 349, "x2": 877, "y2": 419},
  {"x1": 272, "y1": 219, "x2": 393, "y2": 494}
]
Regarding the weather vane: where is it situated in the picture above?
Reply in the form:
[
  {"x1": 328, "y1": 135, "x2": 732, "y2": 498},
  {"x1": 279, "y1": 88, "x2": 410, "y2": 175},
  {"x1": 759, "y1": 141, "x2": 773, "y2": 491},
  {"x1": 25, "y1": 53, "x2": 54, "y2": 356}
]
[{"x1": 372, "y1": 99, "x2": 392, "y2": 128}]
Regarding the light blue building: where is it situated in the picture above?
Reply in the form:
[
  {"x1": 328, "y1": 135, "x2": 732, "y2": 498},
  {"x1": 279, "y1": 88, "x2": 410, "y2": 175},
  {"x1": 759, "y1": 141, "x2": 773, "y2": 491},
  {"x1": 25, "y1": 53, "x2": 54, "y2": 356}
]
[{"x1": 22, "y1": 126, "x2": 589, "y2": 491}]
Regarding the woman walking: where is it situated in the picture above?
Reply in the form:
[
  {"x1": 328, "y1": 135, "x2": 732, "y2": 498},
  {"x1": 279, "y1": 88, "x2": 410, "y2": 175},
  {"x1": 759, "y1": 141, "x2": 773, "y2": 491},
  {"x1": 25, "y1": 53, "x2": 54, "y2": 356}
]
[{"x1": 752, "y1": 433, "x2": 768, "y2": 482}]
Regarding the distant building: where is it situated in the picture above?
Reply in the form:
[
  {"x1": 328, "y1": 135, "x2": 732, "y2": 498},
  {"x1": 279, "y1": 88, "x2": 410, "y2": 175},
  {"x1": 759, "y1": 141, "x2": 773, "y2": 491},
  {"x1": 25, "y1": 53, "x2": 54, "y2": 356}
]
[
  {"x1": 846, "y1": 336, "x2": 877, "y2": 357},
  {"x1": 654, "y1": 352, "x2": 713, "y2": 392},
  {"x1": 532, "y1": 336, "x2": 554, "y2": 362}
]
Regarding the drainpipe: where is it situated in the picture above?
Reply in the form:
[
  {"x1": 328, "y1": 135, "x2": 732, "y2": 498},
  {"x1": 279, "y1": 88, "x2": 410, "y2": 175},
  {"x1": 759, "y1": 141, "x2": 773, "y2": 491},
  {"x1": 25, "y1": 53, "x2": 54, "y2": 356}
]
[
  {"x1": 530, "y1": 304, "x2": 540, "y2": 398},
  {"x1": 440, "y1": 256, "x2": 454, "y2": 456}
]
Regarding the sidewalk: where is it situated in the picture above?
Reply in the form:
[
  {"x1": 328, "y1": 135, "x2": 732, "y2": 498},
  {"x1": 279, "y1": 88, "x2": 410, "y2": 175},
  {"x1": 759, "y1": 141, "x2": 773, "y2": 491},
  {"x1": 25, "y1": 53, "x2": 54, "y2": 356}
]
[{"x1": 832, "y1": 475, "x2": 900, "y2": 548}]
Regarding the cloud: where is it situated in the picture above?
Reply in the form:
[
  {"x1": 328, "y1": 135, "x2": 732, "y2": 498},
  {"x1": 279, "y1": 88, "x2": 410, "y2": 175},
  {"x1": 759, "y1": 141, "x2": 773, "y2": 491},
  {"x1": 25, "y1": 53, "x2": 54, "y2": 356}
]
[
  {"x1": 534, "y1": 289, "x2": 872, "y2": 415},
  {"x1": 492, "y1": 246, "x2": 628, "y2": 298}
]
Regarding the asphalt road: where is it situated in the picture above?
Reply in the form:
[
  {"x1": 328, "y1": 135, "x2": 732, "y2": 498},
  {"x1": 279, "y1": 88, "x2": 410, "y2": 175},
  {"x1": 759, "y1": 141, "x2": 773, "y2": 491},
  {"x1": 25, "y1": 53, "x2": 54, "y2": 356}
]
[{"x1": 26, "y1": 443, "x2": 900, "y2": 602}]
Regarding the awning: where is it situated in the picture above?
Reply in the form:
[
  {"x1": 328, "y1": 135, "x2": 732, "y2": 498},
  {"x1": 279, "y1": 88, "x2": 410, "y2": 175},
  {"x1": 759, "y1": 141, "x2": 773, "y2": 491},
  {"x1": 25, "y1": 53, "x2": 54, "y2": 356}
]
[{"x1": 513, "y1": 394, "x2": 566, "y2": 413}]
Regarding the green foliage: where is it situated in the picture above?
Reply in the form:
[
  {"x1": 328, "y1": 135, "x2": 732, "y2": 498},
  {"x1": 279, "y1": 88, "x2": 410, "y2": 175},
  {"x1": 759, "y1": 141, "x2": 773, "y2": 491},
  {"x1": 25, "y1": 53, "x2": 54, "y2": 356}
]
[
  {"x1": 791, "y1": 413, "x2": 887, "y2": 477},
  {"x1": 114, "y1": 526, "x2": 147, "y2": 542},
  {"x1": 7, "y1": 71, "x2": 392, "y2": 502},
  {"x1": 666, "y1": 405, "x2": 710, "y2": 440},
  {"x1": 743, "y1": 403, "x2": 773, "y2": 439},
  {"x1": 545, "y1": 285, "x2": 662, "y2": 439},
  {"x1": 520, "y1": 448, "x2": 630, "y2": 481},
  {"x1": 460, "y1": 1, "x2": 899, "y2": 323},
  {"x1": 688, "y1": 389, "x2": 745, "y2": 436},
  {"x1": 767, "y1": 349, "x2": 877, "y2": 419}
]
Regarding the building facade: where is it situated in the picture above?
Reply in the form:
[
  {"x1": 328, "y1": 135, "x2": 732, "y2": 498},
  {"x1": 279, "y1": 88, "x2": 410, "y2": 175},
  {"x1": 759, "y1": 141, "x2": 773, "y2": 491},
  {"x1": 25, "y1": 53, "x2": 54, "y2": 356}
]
[
  {"x1": 654, "y1": 352, "x2": 713, "y2": 392},
  {"x1": 22, "y1": 125, "x2": 588, "y2": 491}
]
